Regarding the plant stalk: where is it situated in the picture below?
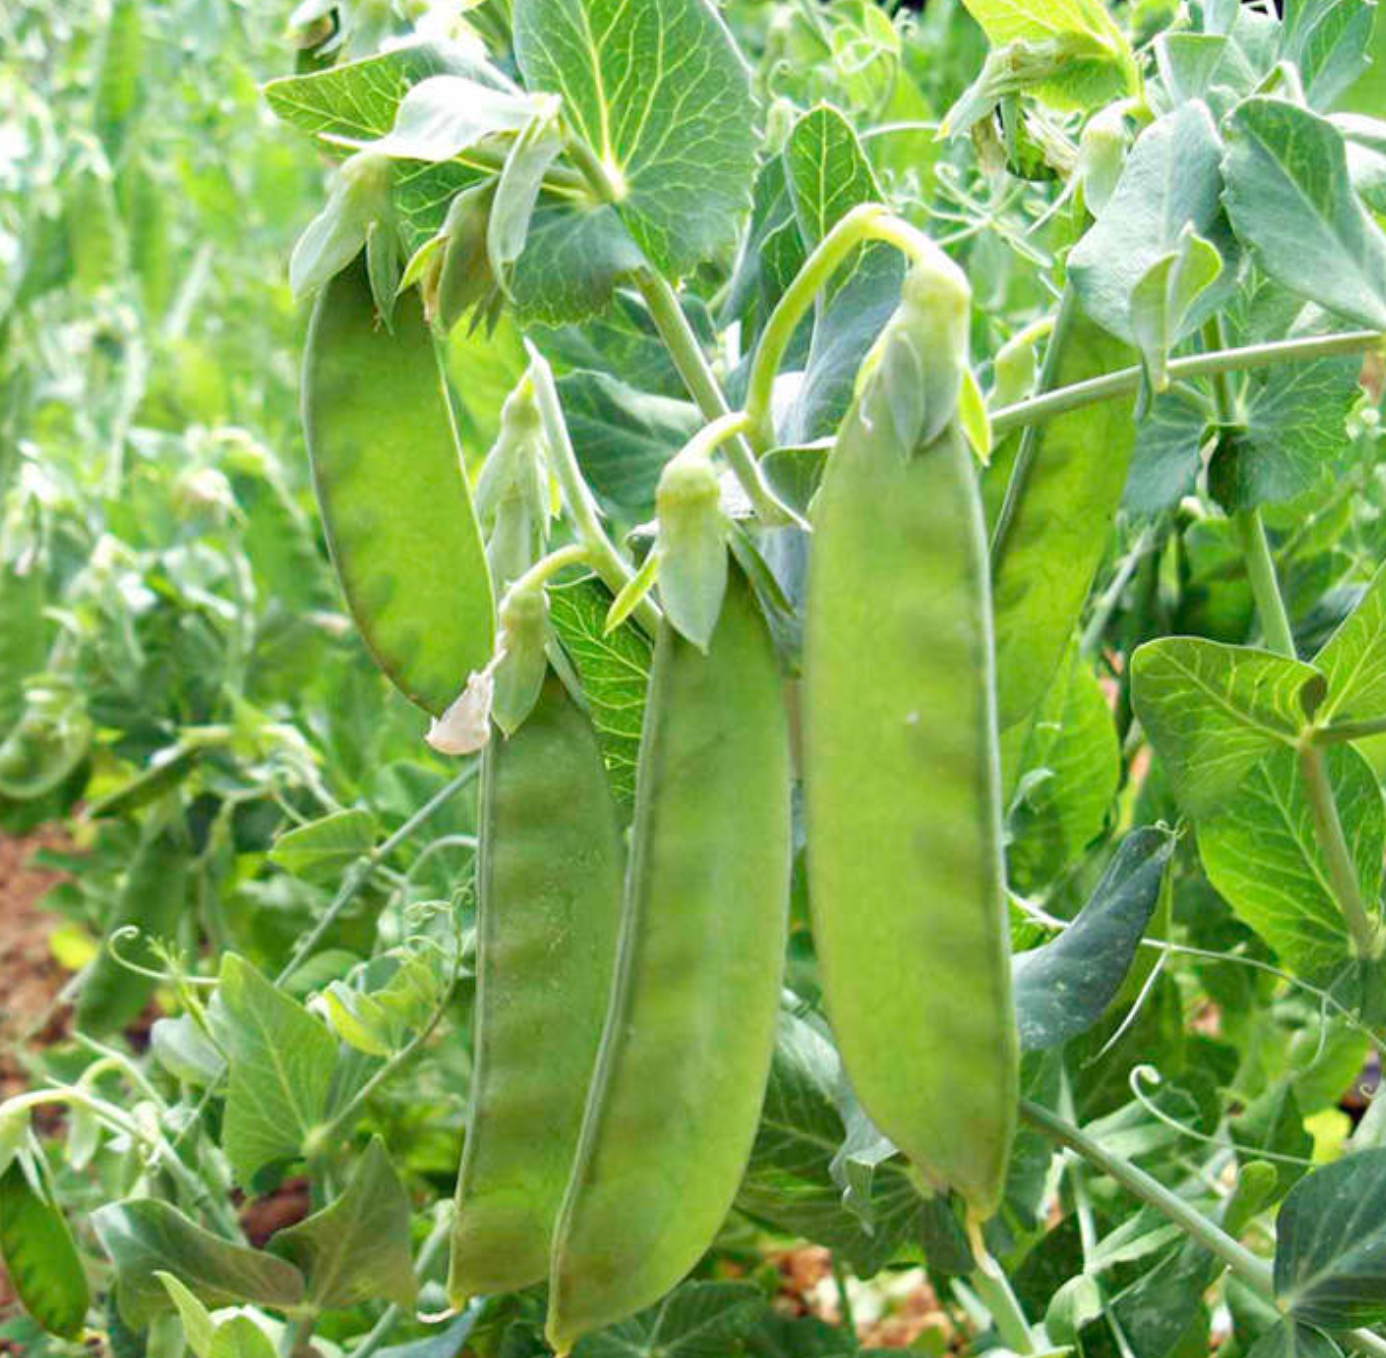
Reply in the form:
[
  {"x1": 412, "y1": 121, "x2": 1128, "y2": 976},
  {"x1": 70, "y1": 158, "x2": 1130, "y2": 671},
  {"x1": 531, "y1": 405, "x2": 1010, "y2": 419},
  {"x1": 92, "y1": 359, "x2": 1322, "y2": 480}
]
[
  {"x1": 968, "y1": 1256, "x2": 1037, "y2": 1354},
  {"x1": 1236, "y1": 509, "x2": 1296, "y2": 658}
]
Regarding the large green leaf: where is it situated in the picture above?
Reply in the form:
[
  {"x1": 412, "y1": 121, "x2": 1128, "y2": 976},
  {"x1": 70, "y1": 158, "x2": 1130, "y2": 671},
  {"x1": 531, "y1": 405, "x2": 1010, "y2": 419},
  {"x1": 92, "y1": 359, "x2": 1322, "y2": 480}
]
[
  {"x1": 1281, "y1": 0, "x2": 1377, "y2": 111},
  {"x1": 509, "y1": 201, "x2": 646, "y2": 326},
  {"x1": 1246, "y1": 1321, "x2": 1344, "y2": 1358},
  {"x1": 1314, "y1": 561, "x2": 1386, "y2": 725},
  {"x1": 1012, "y1": 828, "x2": 1175, "y2": 1050},
  {"x1": 992, "y1": 314, "x2": 1137, "y2": 731},
  {"x1": 1275, "y1": 1150, "x2": 1386, "y2": 1327},
  {"x1": 269, "y1": 1137, "x2": 416, "y2": 1311},
  {"x1": 572, "y1": 1281, "x2": 766, "y2": 1358},
  {"x1": 91, "y1": 1198, "x2": 305, "y2": 1327},
  {"x1": 1129, "y1": 638, "x2": 1325, "y2": 817},
  {"x1": 1123, "y1": 391, "x2": 1208, "y2": 515},
  {"x1": 1223, "y1": 98, "x2": 1386, "y2": 329},
  {"x1": 514, "y1": 0, "x2": 756, "y2": 278},
  {"x1": 218, "y1": 954, "x2": 337, "y2": 1187},
  {"x1": 1069, "y1": 102, "x2": 1237, "y2": 349},
  {"x1": 0, "y1": 1162, "x2": 90, "y2": 1339},
  {"x1": 1198, "y1": 744, "x2": 1383, "y2": 981}
]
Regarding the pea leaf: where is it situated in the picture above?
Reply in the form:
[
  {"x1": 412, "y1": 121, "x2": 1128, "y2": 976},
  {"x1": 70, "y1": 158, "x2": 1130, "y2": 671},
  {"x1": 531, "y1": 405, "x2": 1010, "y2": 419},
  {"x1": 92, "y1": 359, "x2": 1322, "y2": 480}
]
[
  {"x1": 210, "y1": 1317, "x2": 278, "y2": 1358},
  {"x1": 91, "y1": 1198, "x2": 305, "y2": 1327},
  {"x1": 1281, "y1": 0, "x2": 1377, "y2": 111},
  {"x1": 992, "y1": 314, "x2": 1137, "y2": 731},
  {"x1": 1012, "y1": 828, "x2": 1175, "y2": 1050},
  {"x1": 1129, "y1": 227, "x2": 1224, "y2": 391},
  {"x1": 571, "y1": 1281, "x2": 766, "y2": 1358},
  {"x1": 269, "y1": 1137, "x2": 417, "y2": 1311},
  {"x1": 218, "y1": 954, "x2": 337, "y2": 1187},
  {"x1": 1198, "y1": 744, "x2": 1383, "y2": 980},
  {"x1": 556, "y1": 371, "x2": 701, "y2": 517},
  {"x1": 1246, "y1": 1322, "x2": 1344, "y2": 1358},
  {"x1": 1123, "y1": 391, "x2": 1208, "y2": 515},
  {"x1": 156, "y1": 1273, "x2": 216, "y2": 1358},
  {"x1": 1129, "y1": 638, "x2": 1326, "y2": 817},
  {"x1": 0, "y1": 1162, "x2": 90, "y2": 1340},
  {"x1": 269, "y1": 807, "x2": 377, "y2": 883},
  {"x1": 720, "y1": 154, "x2": 804, "y2": 342},
  {"x1": 1223, "y1": 98, "x2": 1386, "y2": 330},
  {"x1": 1007, "y1": 642, "x2": 1122, "y2": 892},
  {"x1": 352, "y1": 75, "x2": 539, "y2": 161},
  {"x1": 547, "y1": 576, "x2": 652, "y2": 812},
  {"x1": 1154, "y1": 32, "x2": 1260, "y2": 108},
  {"x1": 1316, "y1": 559, "x2": 1386, "y2": 724},
  {"x1": 263, "y1": 42, "x2": 503, "y2": 145},
  {"x1": 1069, "y1": 102, "x2": 1238, "y2": 350},
  {"x1": 1275, "y1": 1149, "x2": 1386, "y2": 1327},
  {"x1": 508, "y1": 202, "x2": 646, "y2": 326},
  {"x1": 514, "y1": 0, "x2": 756, "y2": 279}
]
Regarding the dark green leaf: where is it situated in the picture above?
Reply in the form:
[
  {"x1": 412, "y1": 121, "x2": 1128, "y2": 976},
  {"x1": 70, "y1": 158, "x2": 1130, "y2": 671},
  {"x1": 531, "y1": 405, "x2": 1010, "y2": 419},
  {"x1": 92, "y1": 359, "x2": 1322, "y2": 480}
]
[{"x1": 0, "y1": 1162, "x2": 90, "y2": 1339}]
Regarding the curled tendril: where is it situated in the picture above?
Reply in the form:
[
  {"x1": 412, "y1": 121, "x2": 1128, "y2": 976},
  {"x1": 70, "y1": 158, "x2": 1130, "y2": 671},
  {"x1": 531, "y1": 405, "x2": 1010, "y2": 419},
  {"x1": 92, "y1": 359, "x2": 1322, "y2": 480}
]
[
  {"x1": 103, "y1": 926, "x2": 216, "y2": 987},
  {"x1": 1128, "y1": 1065, "x2": 1317, "y2": 1170}
]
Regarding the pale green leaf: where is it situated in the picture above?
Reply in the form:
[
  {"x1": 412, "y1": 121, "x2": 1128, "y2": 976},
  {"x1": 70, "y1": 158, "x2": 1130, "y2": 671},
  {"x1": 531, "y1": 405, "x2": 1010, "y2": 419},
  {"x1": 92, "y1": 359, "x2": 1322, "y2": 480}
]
[
  {"x1": 218, "y1": 955, "x2": 337, "y2": 1187},
  {"x1": 1128, "y1": 227, "x2": 1223, "y2": 391},
  {"x1": 209, "y1": 1317, "x2": 278, "y2": 1358},
  {"x1": 1129, "y1": 638, "x2": 1326, "y2": 817},
  {"x1": 1282, "y1": 0, "x2": 1377, "y2": 111},
  {"x1": 1223, "y1": 97, "x2": 1386, "y2": 329},
  {"x1": 514, "y1": 0, "x2": 756, "y2": 277},
  {"x1": 1316, "y1": 560, "x2": 1386, "y2": 724},
  {"x1": 355, "y1": 75, "x2": 537, "y2": 161},
  {"x1": 156, "y1": 1273, "x2": 216, "y2": 1358},
  {"x1": 270, "y1": 1138, "x2": 417, "y2": 1311},
  {"x1": 1198, "y1": 745, "x2": 1383, "y2": 979},
  {"x1": 269, "y1": 808, "x2": 377, "y2": 883}
]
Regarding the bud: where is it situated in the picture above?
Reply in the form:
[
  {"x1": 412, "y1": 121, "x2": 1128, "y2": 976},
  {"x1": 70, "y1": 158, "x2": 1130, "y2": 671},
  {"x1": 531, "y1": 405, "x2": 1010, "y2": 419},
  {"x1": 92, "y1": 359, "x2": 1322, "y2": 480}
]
[
  {"x1": 656, "y1": 453, "x2": 728, "y2": 651},
  {"x1": 491, "y1": 584, "x2": 549, "y2": 735},
  {"x1": 437, "y1": 182, "x2": 501, "y2": 335},
  {"x1": 289, "y1": 151, "x2": 396, "y2": 301}
]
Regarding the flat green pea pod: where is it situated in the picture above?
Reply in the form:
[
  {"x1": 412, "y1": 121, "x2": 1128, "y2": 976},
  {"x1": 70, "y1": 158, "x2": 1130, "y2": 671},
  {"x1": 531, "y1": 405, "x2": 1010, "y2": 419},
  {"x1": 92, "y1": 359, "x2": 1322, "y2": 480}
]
[
  {"x1": 0, "y1": 685, "x2": 92, "y2": 801},
  {"x1": 547, "y1": 568, "x2": 791, "y2": 1354},
  {"x1": 76, "y1": 829, "x2": 190, "y2": 1036},
  {"x1": 804, "y1": 406, "x2": 1017, "y2": 1220},
  {"x1": 303, "y1": 255, "x2": 494, "y2": 715},
  {"x1": 449, "y1": 672, "x2": 623, "y2": 1302}
]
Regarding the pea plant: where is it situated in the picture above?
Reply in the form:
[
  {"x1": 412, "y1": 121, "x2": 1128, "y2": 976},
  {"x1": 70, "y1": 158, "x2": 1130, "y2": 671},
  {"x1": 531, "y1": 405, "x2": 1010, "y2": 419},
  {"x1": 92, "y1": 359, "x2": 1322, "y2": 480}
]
[{"x1": 7, "y1": 0, "x2": 1386, "y2": 1357}]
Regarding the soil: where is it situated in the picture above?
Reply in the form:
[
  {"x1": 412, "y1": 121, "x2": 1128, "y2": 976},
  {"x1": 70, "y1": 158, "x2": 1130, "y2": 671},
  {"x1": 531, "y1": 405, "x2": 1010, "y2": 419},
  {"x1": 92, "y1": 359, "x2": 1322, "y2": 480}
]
[{"x1": 0, "y1": 827, "x2": 72, "y2": 1324}]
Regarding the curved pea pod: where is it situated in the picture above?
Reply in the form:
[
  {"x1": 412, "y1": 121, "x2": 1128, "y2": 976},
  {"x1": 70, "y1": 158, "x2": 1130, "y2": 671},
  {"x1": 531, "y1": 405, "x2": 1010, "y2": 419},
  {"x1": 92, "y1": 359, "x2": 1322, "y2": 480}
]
[
  {"x1": 76, "y1": 829, "x2": 190, "y2": 1035},
  {"x1": 0, "y1": 1160, "x2": 91, "y2": 1339},
  {"x1": 303, "y1": 254, "x2": 494, "y2": 715},
  {"x1": 448, "y1": 673, "x2": 624, "y2": 1303},
  {"x1": 546, "y1": 568, "x2": 791, "y2": 1354},
  {"x1": 0, "y1": 687, "x2": 92, "y2": 801},
  {"x1": 803, "y1": 413, "x2": 1018, "y2": 1223}
]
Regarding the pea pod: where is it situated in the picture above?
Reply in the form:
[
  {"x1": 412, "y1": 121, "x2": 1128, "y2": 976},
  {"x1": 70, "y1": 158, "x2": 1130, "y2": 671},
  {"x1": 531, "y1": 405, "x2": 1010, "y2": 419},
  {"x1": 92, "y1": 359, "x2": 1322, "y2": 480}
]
[
  {"x1": 0, "y1": 687, "x2": 92, "y2": 801},
  {"x1": 804, "y1": 403, "x2": 1017, "y2": 1220},
  {"x1": 76, "y1": 830, "x2": 190, "y2": 1035},
  {"x1": 546, "y1": 568, "x2": 791, "y2": 1354},
  {"x1": 302, "y1": 255, "x2": 494, "y2": 715},
  {"x1": 0, "y1": 1160, "x2": 91, "y2": 1339},
  {"x1": 448, "y1": 673, "x2": 624, "y2": 1302}
]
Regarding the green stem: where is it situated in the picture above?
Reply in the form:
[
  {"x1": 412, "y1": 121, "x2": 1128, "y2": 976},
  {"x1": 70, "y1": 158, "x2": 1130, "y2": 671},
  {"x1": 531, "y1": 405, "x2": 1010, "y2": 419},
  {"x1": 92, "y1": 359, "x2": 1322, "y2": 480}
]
[
  {"x1": 830, "y1": 1255, "x2": 857, "y2": 1340},
  {"x1": 279, "y1": 1315, "x2": 315, "y2": 1358},
  {"x1": 990, "y1": 283, "x2": 1080, "y2": 565},
  {"x1": 501, "y1": 543, "x2": 593, "y2": 600},
  {"x1": 743, "y1": 203, "x2": 934, "y2": 449},
  {"x1": 968, "y1": 1257, "x2": 1036, "y2": 1354},
  {"x1": 1203, "y1": 317, "x2": 1240, "y2": 427},
  {"x1": 1298, "y1": 740, "x2": 1382, "y2": 959},
  {"x1": 632, "y1": 267, "x2": 801, "y2": 526},
  {"x1": 526, "y1": 348, "x2": 663, "y2": 634},
  {"x1": 1236, "y1": 509, "x2": 1296, "y2": 658},
  {"x1": 1019, "y1": 1099, "x2": 1276, "y2": 1296},
  {"x1": 989, "y1": 329, "x2": 1383, "y2": 438},
  {"x1": 275, "y1": 764, "x2": 479, "y2": 986},
  {"x1": 1317, "y1": 716, "x2": 1386, "y2": 744}
]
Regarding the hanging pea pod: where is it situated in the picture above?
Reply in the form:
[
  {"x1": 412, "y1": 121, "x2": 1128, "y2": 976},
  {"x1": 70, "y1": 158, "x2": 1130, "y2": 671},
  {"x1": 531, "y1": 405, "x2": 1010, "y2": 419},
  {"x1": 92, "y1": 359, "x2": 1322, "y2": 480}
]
[
  {"x1": 0, "y1": 683, "x2": 92, "y2": 801},
  {"x1": 76, "y1": 829, "x2": 191, "y2": 1036},
  {"x1": 804, "y1": 253, "x2": 1017, "y2": 1224},
  {"x1": 547, "y1": 568, "x2": 791, "y2": 1354},
  {"x1": 449, "y1": 673, "x2": 624, "y2": 1302},
  {"x1": 302, "y1": 254, "x2": 494, "y2": 716},
  {"x1": 0, "y1": 1160, "x2": 91, "y2": 1340}
]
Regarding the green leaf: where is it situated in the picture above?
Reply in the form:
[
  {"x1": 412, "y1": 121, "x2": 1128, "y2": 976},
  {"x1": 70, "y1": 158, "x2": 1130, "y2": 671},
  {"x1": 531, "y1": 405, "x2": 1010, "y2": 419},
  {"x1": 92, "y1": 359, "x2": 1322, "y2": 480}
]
[
  {"x1": 0, "y1": 1161, "x2": 90, "y2": 1339},
  {"x1": 209, "y1": 1317, "x2": 278, "y2": 1358},
  {"x1": 91, "y1": 1198, "x2": 305, "y2": 1328},
  {"x1": 1007, "y1": 642, "x2": 1121, "y2": 892},
  {"x1": 736, "y1": 1012, "x2": 926, "y2": 1276},
  {"x1": 1313, "y1": 560, "x2": 1386, "y2": 725},
  {"x1": 374, "y1": 1310, "x2": 482, "y2": 1358},
  {"x1": 269, "y1": 1137, "x2": 417, "y2": 1311},
  {"x1": 1129, "y1": 227, "x2": 1224, "y2": 391},
  {"x1": 1198, "y1": 744, "x2": 1383, "y2": 980},
  {"x1": 263, "y1": 43, "x2": 502, "y2": 146},
  {"x1": 1275, "y1": 1149, "x2": 1386, "y2": 1327},
  {"x1": 1069, "y1": 102, "x2": 1237, "y2": 350},
  {"x1": 570, "y1": 1281, "x2": 766, "y2": 1358},
  {"x1": 156, "y1": 1273, "x2": 216, "y2": 1358},
  {"x1": 269, "y1": 808, "x2": 377, "y2": 883},
  {"x1": 1223, "y1": 98, "x2": 1386, "y2": 329},
  {"x1": 488, "y1": 115, "x2": 564, "y2": 282},
  {"x1": 514, "y1": 0, "x2": 757, "y2": 278},
  {"x1": 357, "y1": 76, "x2": 540, "y2": 161},
  {"x1": 1013, "y1": 828, "x2": 1175, "y2": 1050},
  {"x1": 1282, "y1": 0, "x2": 1377, "y2": 111},
  {"x1": 1246, "y1": 1321, "x2": 1344, "y2": 1358},
  {"x1": 1124, "y1": 390, "x2": 1208, "y2": 515},
  {"x1": 547, "y1": 576, "x2": 652, "y2": 812},
  {"x1": 556, "y1": 371, "x2": 701, "y2": 517},
  {"x1": 1129, "y1": 638, "x2": 1326, "y2": 817},
  {"x1": 959, "y1": 0, "x2": 1137, "y2": 108},
  {"x1": 150, "y1": 1013, "x2": 226, "y2": 1088},
  {"x1": 1155, "y1": 33, "x2": 1260, "y2": 108},
  {"x1": 218, "y1": 954, "x2": 337, "y2": 1187},
  {"x1": 992, "y1": 313, "x2": 1137, "y2": 731},
  {"x1": 510, "y1": 202, "x2": 646, "y2": 326},
  {"x1": 720, "y1": 154, "x2": 805, "y2": 341},
  {"x1": 1234, "y1": 1081, "x2": 1314, "y2": 1201}
]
